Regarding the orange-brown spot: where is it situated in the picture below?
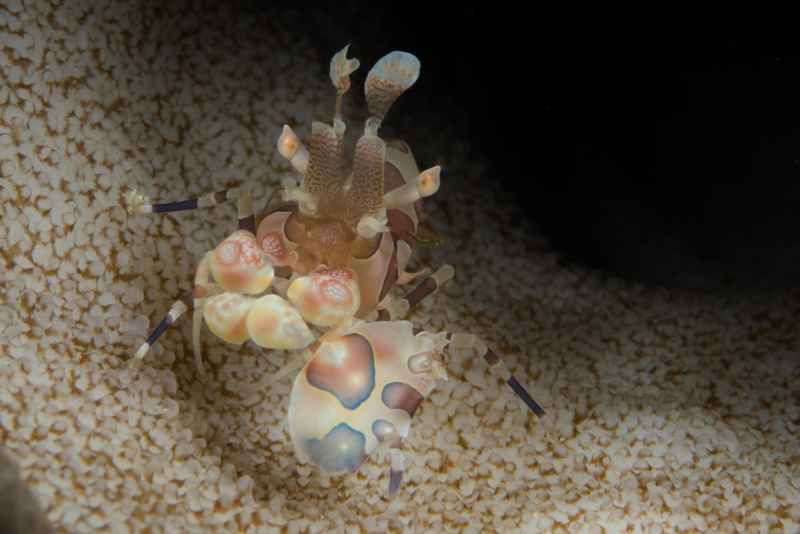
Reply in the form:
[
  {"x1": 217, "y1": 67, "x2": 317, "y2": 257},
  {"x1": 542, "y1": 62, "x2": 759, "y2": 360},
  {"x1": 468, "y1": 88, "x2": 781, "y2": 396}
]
[
  {"x1": 420, "y1": 172, "x2": 434, "y2": 192},
  {"x1": 250, "y1": 308, "x2": 278, "y2": 333},
  {"x1": 307, "y1": 334, "x2": 376, "y2": 410},
  {"x1": 282, "y1": 136, "x2": 298, "y2": 153},
  {"x1": 261, "y1": 232, "x2": 287, "y2": 261},
  {"x1": 319, "y1": 278, "x2": 352, "y2": 306}
]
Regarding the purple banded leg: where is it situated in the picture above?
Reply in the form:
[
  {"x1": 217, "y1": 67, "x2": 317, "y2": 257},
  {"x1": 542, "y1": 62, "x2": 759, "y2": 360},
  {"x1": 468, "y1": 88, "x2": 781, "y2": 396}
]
[
  {"x1": 132, "y1": 254, "x2": 222, "y2": 376},
  {"x1": 124, "y1": 185, "x2": 253, "y2": 372},
  {"x1": 449, "y1": 333, "x2": 546, "y2": 418},
  {"x1": 377, "y1": 264, "x2": 455, "y2": 321},
  {"x1": 404, "y1": 264, "x2": 454, "y2": 311},
  {"x1": 124, "y1": 187, "x2": 256, "y2": 234},
  {"x1": 388, "y1": 442, "x2": 405, "y2": 497},
  {"x1": 396, "y1": 264, "x2": 546, "y2": 418},
  {"x1": 506, "y1": 373, "x2": 546, "y2": 417},
  {"x1": 132, "y1": 299, "x2": 190, "y2": 361},
  {"x1": 372, "y1": 420, "x2": 406, "y2": 497}
]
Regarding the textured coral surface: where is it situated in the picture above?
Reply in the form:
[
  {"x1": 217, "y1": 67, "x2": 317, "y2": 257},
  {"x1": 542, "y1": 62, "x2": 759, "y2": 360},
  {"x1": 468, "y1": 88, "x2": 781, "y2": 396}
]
[{"x1": 1, "y1": 1, "x2": 799, "y2": 532}]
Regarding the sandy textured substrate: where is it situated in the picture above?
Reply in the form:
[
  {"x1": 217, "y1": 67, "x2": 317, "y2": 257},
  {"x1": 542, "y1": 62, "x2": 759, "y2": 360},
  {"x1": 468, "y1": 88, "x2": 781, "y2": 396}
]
[{"x1": 1, "y1": 2, "x2": 800, "y2": 532}]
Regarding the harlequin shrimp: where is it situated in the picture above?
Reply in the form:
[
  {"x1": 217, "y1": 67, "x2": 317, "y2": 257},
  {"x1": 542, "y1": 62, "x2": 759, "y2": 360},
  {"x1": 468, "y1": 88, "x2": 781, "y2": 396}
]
[{"x1": 125, "y1": 46, "x2": 545, "y2": 495}]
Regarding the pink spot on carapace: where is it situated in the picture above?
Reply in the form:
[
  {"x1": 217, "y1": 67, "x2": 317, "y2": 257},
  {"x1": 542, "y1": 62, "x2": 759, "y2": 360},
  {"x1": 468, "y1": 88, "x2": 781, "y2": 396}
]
[
  {"x1": 319, "y1": 279, "x2": 352, "y2": 305},
  {"x1": 217, "y1": 232, "x2": 267, "y2": 269},
  {"x1": 381, "y1": 381, "x2": 423, "y2": 417},
  {"x1": 306, "y1": 334, "x2": 375, "y2": 410},
  {"x1": 218, "y1": 242, "x2": 239, "y2": 264},
  {"x1": 261, "y1": 232, "x2": 287, "y2": 261}
]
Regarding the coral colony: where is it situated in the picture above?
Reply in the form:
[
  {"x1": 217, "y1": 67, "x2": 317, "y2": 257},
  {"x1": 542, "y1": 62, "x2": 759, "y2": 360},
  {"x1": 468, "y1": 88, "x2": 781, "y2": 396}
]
[{"x1": 125, "y1": 46, "x2": 544, "y2": 495}]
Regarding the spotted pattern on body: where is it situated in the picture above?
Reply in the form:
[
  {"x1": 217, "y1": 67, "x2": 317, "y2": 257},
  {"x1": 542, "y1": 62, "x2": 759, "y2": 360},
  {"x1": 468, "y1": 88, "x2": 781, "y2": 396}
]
[
  {"x1": 260, "y1": 232, "x2": 288, "y2": 262},
  {"x1": 208, "y1": 230, "x2": 275, "y2": 294},
  {"x1": 371, "y1": 419, "x2": 397, "y2": 442},
  {"x1": 304, "y1": 423, "x2": 368, "y2": 473},
  {"x1": 306, "y1": 334, "x2": 376, "y2": 410},
  {"x1": 381, "y1": 381, "x2": 424, "y2": 417},
  {"x1": 320, "y1": 278, "x2": 351, "y2": 305},
  {"x1": 287, "y1": 267, "x2": 361, "y2": 327},
  {"x1": 215, "y1": 230, "x2": 267, "y2": 268}
]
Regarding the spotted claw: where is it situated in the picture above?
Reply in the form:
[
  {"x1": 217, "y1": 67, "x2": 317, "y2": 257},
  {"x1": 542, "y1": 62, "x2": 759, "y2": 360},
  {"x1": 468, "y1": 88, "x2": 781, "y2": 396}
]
[
  {"x1": 246, "y1": 294, "x2": 315, "y2": 350},
  {"x1": 287, "y1": 268, "x2": 361, "y2": 327},
  {"x1": 209, "y1": 230, "x2": 274, "y2": 294}
]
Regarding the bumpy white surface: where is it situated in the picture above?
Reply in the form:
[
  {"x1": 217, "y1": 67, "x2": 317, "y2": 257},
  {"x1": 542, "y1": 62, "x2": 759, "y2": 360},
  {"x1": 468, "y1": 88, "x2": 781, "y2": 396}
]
[{"x1": 1, "y1": 2, "x2": 799, "y2": 532}]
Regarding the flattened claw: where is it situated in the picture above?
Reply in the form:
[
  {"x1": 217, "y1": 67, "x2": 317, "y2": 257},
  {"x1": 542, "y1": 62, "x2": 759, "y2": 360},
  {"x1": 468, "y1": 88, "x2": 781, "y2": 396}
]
[
  {"x1": 287, "y1": 268, "x2": 360, "y2": 327},
  {"x1": 246, "y1": 294, "x2": 315, "y2": 350},
  {"x1": 209, "y1": 231, "x2": 274, "y2": 294},
  {"x1": 203, "y1": 293, "x2": 255, "y2": 345}
]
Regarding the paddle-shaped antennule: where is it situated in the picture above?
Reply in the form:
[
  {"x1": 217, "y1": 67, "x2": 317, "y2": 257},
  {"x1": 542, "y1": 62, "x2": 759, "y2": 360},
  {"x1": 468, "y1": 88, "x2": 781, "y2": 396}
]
[{"x1": 365, "y1": 51, "x2": 421, "y2": 125}]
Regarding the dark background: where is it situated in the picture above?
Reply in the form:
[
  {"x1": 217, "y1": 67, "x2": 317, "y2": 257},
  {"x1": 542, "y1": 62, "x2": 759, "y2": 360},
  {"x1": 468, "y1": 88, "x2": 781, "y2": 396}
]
[{"x1": 265, "y1": 4, "x2": 800, "y2": 290}]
